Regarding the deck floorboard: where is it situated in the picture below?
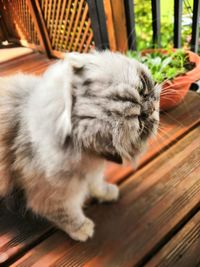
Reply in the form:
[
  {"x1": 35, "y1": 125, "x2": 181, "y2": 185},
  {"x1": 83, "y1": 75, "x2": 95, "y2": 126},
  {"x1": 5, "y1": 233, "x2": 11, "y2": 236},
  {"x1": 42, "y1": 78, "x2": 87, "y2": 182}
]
[{"x1": 145, "y1": 211, "x2": 200, "y2": 267}]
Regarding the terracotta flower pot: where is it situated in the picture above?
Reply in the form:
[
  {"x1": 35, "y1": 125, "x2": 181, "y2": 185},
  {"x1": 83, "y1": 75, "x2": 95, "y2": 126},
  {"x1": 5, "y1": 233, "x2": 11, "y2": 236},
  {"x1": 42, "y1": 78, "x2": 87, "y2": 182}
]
[{"x1": 142, "y1": 49, "x2": 200, "y2": 111}]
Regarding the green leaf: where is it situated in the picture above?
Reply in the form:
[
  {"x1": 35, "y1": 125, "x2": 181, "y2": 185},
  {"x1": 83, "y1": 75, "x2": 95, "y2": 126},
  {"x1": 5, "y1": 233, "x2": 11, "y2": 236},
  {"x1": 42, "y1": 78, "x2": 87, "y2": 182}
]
[{"x1": 160, "y1": 57, "x2": 172, "y2": 69}]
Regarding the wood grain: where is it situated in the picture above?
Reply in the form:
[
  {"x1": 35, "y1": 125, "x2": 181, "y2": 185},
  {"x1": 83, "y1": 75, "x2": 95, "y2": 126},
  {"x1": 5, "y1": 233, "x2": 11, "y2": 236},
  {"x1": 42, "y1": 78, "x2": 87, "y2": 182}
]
[
  {"x1": 0, "y1": 53, "x2": 53, "y2": 76},
  {"x1": 145, "y1": 212, "x2": 200, "y2": 267},
  {"x1": 0, "y1": 204, "x2": 52, "y2": 266},
  {"x1": 103, "y1": 0, "x2": 128, "y2": 52},
  {"x1": 103, "y1": 0, "x2": 117, "y2": 51},
  {"x1": 11, "y1": 126, "x2": 200, "y2": 267}
]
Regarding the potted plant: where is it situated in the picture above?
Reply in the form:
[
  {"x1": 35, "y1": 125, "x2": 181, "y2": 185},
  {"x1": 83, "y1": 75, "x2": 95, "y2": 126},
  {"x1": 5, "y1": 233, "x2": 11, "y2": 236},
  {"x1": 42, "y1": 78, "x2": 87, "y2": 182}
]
[{"x1": 127, "y1": 49, "x2": 200, "y2": 111}]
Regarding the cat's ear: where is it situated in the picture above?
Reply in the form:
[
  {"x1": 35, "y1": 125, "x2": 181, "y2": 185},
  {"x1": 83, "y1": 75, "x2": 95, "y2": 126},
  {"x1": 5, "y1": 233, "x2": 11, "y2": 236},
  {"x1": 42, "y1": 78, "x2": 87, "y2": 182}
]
[
  {"x1": 40, "y1": 61, "x2": 74, "y2": 146},
  {"x1": 65, "y1": 52, "x2": 86, "y2": 73}
]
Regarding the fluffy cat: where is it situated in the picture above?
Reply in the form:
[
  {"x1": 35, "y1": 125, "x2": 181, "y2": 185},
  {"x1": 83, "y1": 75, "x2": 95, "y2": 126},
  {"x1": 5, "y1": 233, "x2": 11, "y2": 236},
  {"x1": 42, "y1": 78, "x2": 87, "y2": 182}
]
[{"x1": 0, "y1": 50, "x2": 160, "y2": 241}]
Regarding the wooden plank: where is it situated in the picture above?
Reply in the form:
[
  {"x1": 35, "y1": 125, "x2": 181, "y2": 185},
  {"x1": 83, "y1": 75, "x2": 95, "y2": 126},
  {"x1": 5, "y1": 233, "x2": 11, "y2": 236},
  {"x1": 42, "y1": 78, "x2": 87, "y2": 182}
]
[
  {"x1": 0, "y1": 53, "x2": 47, "y2": 69},
  {"x1": 47, "y1": 0, "x2": 53, "y2": 32},
  {"x1": 54, "y1": 0, "x2": 67, "y2": 49},
  {"x1": 44, "y1": 0, "x2": 48, "y2": 23},
  {"x1": 68, "y1": 0, "x2": 84, "y2": 51},
  {"x1": 49, "y1": 0, "x2": 56, "y2": 40},
  {"x1": 51, "y1": 50, "x2": 65, "y2": 59},
  {"x1": 106, "y1": 91, "x2": 200, "y2": 183},
  {"x1": 103, "y1": 0, "x2": 117, "y2": 51},
  {"x1": 78, "y1": 19, "x2": 92, "y2": 52},
  {"x1": 0, "y1": 47, "x2": 33, "y2": 64},
  {"x1": 52, "y1": 1, "x2": 67, "y2": 48},
  {"x1": 51, "y1": 0, "x2": 62, "y2": 48},
  {"x1": 0, "y1": 203, "x2": 53, "y2": 266},
  {"x1": 0, "y1": 53, "x2": 52, "y2": 76},
  {"x1": 73, "y1": 3, "x2": 89, "y2": 51},
  {"x1": 11, "y1": 126, "x2": 200, "y2": 267},
  {"x1": 110, "y1": 0, "x2": 128, "y2": 52},
  {"x1": 145, "y1": 212, "x2": 200, "y2": 267},
  {"x1": 103, "y1": 0, "x2": 128, "y2": 52},
  {"x1": 84, "y1": 31, "x2": 94, "y2": 52},
  {"x1": 58, "y1": 0, "x2": 73, "y2": 51},
  {"x1": 26, "y1": 0, "x2": 52, "y2": 57},
  {"x1": 63, "y1": 0, "x2": 79, "y2": 51}
]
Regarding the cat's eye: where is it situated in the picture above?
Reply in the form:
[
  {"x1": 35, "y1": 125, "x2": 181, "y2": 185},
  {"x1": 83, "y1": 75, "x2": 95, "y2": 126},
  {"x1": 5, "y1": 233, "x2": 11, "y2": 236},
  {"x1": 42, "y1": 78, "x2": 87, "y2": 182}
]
[
  {"x1": 83, "y1": 79, "x2": 93, "y2": 86},
  {"x1": 111, "y1": 95, "x2": 141, "y2": 106}
]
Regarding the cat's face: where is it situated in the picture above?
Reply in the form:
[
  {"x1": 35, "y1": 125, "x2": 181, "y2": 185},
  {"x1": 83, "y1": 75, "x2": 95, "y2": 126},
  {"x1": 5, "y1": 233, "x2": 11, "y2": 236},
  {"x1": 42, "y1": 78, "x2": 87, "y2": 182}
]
[{"x1": 68, "y1": 51, "x2": 160, "y2": 164}]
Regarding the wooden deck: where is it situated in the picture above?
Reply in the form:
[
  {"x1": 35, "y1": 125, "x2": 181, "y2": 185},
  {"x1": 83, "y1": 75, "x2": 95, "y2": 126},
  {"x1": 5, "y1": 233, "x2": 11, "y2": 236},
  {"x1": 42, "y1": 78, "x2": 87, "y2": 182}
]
[{"x1": 0, "y1": 52, "x2": 200, "y2": 267}]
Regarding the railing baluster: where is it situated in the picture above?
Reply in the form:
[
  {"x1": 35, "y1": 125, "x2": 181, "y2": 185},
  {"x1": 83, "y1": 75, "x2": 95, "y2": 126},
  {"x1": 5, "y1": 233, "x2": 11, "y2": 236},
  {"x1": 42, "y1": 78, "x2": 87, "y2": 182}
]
[
  {"x1": 87, "y1": 0, "x2": 109, "y2": 49},
  {"x1": 191, "y1": 0, "x2": 200, "y2": 53},
  {"x1": 174, "y1": 0, "x2": 183, "y2": 48},
  {"x1": 95, "y1": 0, "x2": 109, "y2": 49},
  {"x1": 151, "y1": 0, "x2": 161, "y2": 48},
  {"x1": 124, "y1": 0, "x2": 137, "y2": 50}
]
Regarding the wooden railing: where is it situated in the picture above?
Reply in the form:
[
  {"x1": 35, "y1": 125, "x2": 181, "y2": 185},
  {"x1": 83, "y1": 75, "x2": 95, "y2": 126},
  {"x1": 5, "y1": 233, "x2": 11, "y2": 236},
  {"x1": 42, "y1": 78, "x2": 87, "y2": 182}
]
[
  {"x1": 0, "y1": 0, "x2": 41, "y2": 50},
  {"x1": 0, "y1": 0, "x2": 95, "y2": 57},
  {"x1": 0, "y1": 0, "x2": 199, "y2": 57}
]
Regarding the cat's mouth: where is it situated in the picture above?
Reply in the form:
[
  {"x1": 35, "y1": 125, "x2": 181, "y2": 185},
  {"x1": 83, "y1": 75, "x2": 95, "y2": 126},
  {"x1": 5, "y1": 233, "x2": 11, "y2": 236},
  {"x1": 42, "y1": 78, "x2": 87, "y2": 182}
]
[{"x1": 100, "y1": 152, "x2": 123, "y2": 164}]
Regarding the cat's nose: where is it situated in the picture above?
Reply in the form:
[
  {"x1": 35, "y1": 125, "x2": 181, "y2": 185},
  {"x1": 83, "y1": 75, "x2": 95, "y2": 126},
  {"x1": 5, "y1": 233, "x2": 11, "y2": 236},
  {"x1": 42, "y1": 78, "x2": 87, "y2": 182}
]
[{"x1": 140, "y1": 112, "x2": 149, "y2": 120}]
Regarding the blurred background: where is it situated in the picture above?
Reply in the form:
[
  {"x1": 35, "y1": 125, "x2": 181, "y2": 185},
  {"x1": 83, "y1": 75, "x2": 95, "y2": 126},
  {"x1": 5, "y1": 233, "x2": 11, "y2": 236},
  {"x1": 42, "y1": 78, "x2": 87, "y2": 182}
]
[{"x1": 0, "y1": 0, "x2": 199, "y2": 59}]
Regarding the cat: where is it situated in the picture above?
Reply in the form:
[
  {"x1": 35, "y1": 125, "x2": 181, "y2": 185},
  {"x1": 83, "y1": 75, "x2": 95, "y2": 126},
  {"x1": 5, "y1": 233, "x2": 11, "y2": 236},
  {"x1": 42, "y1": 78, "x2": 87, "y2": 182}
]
[{"x1": 0, "y1": 50, "x2": 160, "y2": 241}]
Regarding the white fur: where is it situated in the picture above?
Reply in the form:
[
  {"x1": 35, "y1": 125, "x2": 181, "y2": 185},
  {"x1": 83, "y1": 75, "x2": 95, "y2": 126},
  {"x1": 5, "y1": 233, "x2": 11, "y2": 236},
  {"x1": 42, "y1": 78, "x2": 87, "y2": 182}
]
[{"x1": 24, "y1": 60, "x2": 74, "y2": 178}]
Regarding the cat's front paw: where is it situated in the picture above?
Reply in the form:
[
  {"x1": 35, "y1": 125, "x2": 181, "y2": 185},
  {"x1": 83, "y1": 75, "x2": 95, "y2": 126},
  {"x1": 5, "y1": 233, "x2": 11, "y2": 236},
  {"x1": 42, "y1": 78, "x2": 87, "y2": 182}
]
[
  {"x1": 99, "y1": 184, "x2": 119, "y2": 203},
  {"x1": 69, "y1": 218, "x2": 95, "y2": 242}
]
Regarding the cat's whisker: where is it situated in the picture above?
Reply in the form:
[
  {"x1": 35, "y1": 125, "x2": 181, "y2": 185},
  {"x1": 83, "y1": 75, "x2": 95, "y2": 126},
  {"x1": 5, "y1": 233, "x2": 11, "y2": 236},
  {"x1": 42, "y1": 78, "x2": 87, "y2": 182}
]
[
  {"x1": 147, "y1": 128, "x2": 169, "y2": 151},
  {"x1": 161, "y1": 111, "x2": 184, "y2": 126},
  {"x1": 157, "y1": 124, "x2": 168, "y2": 131},
  {"x1": 160, "y1": 96, "x2": 181, "y2": 104},
  {"x1": 123, "y1": 23, "x2": 137, "y2": 52},
  {"x1": 161, "y1": 82, "x2": 190, "y2": 91},
  {"x1": 157, "y1": 127, "x2": 173, "y2": 139},
  {"x1": 161, "y1": 90, "x2": 189, "y2": 96},
  {"x1": 161, "y1": 88, "x2": 189, "y2": 95}
]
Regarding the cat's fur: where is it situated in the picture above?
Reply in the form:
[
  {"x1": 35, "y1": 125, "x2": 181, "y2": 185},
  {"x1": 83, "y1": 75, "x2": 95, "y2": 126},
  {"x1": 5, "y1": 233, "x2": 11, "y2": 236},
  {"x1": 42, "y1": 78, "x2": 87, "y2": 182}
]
[{"x1": 0, "y1": 51, "x2": 160, "y2": 241}]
